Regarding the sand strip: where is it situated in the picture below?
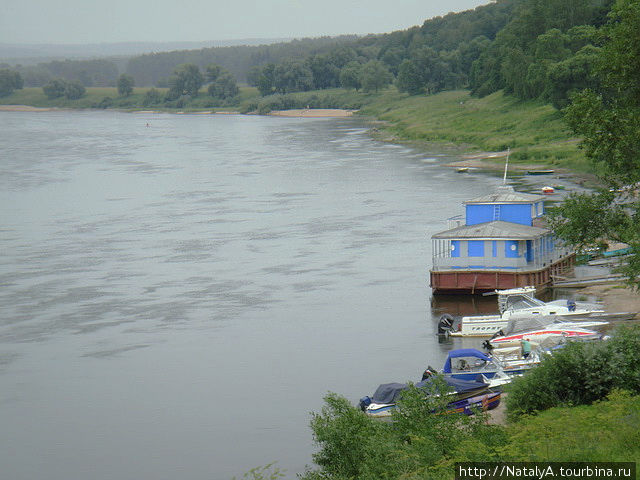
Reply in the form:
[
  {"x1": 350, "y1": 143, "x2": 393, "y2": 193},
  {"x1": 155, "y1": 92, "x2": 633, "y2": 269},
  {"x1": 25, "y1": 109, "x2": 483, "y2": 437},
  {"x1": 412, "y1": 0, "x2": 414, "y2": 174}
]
[{"x1": 269, "y1": 109, "x2": 354, "y2": 118}]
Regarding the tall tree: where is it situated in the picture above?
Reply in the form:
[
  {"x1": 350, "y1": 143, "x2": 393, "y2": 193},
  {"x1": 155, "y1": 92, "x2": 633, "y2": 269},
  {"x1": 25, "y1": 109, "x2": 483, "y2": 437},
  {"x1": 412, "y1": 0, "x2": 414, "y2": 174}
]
[
  {"x1": 339, "y1": 61, "x2": 362, "y2": 91},
  {"x1": 168, "y1": 63, "x2": 204, "y2": 98},
  {"x1": 396, "y1": 59, "x2": 423, "y2": 95},
  {"x1": 550, "y1": 0, "x2": 640, "y2": 288},
  {"x1": 273, "y1": 60, "x2": 313, "y2": 94},
  {"x1": 208, "y1": 71, "x2": 239, "y2": 99},
  {"x1": 117, "y1": 74, "x2": 134, "y2": 97},
  {"x1": 359, "y1": 60, "x2": 393, "y2": 93},
  {"x1": 0, "y1": 69, "x2": 23, "y2": 97}
]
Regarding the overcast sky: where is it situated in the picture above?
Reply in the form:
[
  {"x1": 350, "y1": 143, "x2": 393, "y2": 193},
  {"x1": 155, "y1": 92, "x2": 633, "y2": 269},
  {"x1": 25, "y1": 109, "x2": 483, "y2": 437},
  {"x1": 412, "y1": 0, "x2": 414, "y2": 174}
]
[{"x1": 2, "y1": 0, "x2": 491, "y2": 45}]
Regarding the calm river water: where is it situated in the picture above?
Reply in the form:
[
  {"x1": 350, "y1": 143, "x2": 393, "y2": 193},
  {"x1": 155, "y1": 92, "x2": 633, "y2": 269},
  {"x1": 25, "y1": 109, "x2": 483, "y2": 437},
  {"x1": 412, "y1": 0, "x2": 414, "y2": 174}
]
[{"x1": 0, "y1": 110, "x2": 503, "y2": 480}]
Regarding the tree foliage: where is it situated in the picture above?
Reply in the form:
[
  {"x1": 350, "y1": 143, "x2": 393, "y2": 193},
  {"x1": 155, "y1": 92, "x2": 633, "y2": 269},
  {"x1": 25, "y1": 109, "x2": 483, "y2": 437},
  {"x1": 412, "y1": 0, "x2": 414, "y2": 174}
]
[
  {"x1": 506, "y1": 326, "x2": 640, "y2": 419},
  {"x1": 0, "y1": 69, "x2": 23, "y2": 97},
  {"x1": 117, "y1": 74, "x2": 134, "y2": 96},
  {"x1": 550, "y1": 0, "x2": 640, "y2": 288},
  {"x1": 208, "y1": 71, "x2": 239, "y2": 99},
  {"x1": 359, "y1": 60, "x2": 392, "y2": 93},
  {"x1": 64, "y1": 80, "x2": 86, "y2": 100},
  {"x1": 168, "y1": 63, "x2": 204, "y2": 98},
  {"x1": 42, "y1": 79, "x2": 66, "y2": 99},
  {"x1": 301, "y1": 378, "x2": 501, "y2": 480}
]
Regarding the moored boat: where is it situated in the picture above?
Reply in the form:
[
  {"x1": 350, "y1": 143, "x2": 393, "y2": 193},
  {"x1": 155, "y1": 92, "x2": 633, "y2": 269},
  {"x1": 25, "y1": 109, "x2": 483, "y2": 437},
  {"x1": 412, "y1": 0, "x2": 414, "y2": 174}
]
[
  {"x1": 440, "y1": 286, "x2": 612, "y2": 337},
  {"x1": 488, "y1": 326, "x2": 603, "y2": 348},
  {"x1": 359, "y1": 375, "x2": 499, "y2": 418},
  {"x1": 441, "y1": 348, "x2": 539, "y2": 383}
]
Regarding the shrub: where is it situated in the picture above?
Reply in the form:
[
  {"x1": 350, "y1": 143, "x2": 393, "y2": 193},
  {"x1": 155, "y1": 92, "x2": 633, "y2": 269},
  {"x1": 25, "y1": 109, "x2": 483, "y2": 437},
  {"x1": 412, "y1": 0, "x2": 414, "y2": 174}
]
[
  {"x1": 64, "y1": 81, "x2": 86, "y2": 100},
  {"x1": 302, "y1": 378, "x2": 504, "y2": 480},
  {"x1": 507, "y1": 326, "x2": 640, "y2": 419},
  {"x1": 42, "y1": 79, "x2": 66, "y2": 99},
  {"x1": 142, "y1": 88, "x2": 163, "y2": 107}
]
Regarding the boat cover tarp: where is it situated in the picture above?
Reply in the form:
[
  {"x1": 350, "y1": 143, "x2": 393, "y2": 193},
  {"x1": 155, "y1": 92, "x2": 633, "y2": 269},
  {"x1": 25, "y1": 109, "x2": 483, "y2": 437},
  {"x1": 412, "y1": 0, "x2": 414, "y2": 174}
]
[
  {"x1": 370, "y1": 376, "x2": 488, "y2": 404},
  {"x1": 503, "y1": 316, "x2": 557, "y2": 335},
  {"x1": 442, "y1": 349, "x2": 491, "y2": 373}
]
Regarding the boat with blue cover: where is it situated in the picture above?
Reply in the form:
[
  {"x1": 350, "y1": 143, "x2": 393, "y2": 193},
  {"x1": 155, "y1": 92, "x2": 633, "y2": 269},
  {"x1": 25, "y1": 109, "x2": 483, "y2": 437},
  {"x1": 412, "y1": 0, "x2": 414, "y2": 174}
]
[
  {"x1": 442, "y1": 348, "x2": 539, "y2": 382},
  {"x1": 359, "y1": 375, "x2": 500, "y2": 418}
]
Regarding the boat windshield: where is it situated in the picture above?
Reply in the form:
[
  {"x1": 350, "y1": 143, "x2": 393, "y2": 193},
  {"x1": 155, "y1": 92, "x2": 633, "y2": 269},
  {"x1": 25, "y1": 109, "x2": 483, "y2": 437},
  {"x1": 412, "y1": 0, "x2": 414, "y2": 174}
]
[{"x1": 504, "y1": 295, "x2": 545, "y2": 311}]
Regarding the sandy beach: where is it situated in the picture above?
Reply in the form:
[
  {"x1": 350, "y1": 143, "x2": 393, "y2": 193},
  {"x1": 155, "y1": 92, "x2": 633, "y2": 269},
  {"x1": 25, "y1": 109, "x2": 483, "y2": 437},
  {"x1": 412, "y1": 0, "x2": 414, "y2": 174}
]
[
  {"x1": 0, "y1": 105, "x2": 55, "y2": 112},
  {"x1": 269, "y1": 108, "x2": 355, "y2": 118},
  {"x1": 578, "y1": 283, "x2": 640, "y2": 314}
]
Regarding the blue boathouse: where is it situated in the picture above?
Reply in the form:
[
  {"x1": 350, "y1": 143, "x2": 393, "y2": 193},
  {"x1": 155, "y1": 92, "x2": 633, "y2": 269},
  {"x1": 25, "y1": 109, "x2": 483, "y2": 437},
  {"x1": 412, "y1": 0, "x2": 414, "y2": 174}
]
[{"x1": 430, "y1": 185, "x2": 574, "y2": 294}]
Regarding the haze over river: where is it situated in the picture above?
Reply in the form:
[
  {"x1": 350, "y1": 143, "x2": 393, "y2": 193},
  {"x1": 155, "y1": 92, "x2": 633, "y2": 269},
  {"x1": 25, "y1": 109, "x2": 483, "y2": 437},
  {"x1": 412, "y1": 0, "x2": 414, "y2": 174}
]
[{"x1": 0, "y1": 111, "x2": 503, "y2": 480}]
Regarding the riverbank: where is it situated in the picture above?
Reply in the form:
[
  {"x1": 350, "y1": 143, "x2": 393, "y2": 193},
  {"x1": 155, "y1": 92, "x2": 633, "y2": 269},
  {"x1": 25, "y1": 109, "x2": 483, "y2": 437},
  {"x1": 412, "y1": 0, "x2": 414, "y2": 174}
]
[
  {"x1": 580, "y1": 283, "x2": 640, "y2": 314},
  {"x1": 0, "y1": 105, "x2": 56, "y2": 111},
  {"x1": 269, "y1": 108, "x2": 354, "y2": 117}
]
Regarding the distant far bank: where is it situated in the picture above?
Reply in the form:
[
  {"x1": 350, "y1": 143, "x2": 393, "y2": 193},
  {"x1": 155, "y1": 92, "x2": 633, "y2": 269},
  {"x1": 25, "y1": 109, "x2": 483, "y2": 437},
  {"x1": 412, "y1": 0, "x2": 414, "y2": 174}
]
[
  {"x1": 0, "y1": 86, "x2": 593, "y2": 176},
  {"x1": 0, "y1": 105, "x2": 54, "y2": 112}
]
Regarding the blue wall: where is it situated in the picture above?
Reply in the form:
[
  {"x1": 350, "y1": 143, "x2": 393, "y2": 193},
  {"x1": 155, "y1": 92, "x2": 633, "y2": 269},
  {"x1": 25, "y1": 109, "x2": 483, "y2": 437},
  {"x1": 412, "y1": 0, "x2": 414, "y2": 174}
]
[
  {"x1": 468, "y1": 240, "x2": 485, "y2": 257},
  {"x1": 466, "y1": 204, "x2": 533, "y2": 226},
  {"x1": 451, "y1": 240, "x2": 460, "y2": 257},
  {"x1": 505, "y1": 240, "x2": 519, "y2": 258}
]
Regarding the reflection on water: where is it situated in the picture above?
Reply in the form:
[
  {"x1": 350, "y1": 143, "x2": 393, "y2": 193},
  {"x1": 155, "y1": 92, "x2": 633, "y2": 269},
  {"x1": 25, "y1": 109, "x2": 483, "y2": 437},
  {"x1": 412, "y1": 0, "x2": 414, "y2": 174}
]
[{"x1": 0, "y1": 111, "x2": 506, "y2": 480}]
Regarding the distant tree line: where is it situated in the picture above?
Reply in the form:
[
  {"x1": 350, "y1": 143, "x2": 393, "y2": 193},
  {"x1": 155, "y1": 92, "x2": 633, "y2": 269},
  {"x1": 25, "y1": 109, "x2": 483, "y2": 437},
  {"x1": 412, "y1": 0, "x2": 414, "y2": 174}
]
[
  {"x1": 5, "y1": 59, "x2": 120, "y2": 88},
  {"x1": 1, "y1": 0, "x2": 621, "y2": 113}
]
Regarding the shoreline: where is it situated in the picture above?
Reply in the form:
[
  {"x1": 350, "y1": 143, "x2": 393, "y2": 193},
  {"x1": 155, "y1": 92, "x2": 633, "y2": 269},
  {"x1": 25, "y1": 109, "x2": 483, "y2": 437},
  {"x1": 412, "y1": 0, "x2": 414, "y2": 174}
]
[
  {"x1": 0, "y1": 105, "x2": 57, "y2": 112},
  {"x1": 268, "y1": 108, "x2": 355, "y2": 118}
]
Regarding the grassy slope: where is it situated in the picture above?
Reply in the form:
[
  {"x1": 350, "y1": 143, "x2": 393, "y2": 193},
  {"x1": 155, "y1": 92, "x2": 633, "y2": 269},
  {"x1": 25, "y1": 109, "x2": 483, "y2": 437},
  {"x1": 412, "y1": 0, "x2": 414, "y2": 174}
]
[
  {"x1": 1, "y1": 86, "x2": 590, "y2": 172},
  {"x1": 359, "y1": 89, "x2": 589, "y2": 172},
  {"x1": 503, "y1": 390, "x2": 640, "y2": 463}
]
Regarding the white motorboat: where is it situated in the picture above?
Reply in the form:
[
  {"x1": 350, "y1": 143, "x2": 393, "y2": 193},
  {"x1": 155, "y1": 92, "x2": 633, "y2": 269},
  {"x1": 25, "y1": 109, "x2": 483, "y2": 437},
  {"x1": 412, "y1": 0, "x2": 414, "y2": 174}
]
[
  {"x1": 441, "y1": 286, "x2": 619, "y2": 337},
  {"x1": 488, "y1": 326, "x2": 604, "y2": 348}
]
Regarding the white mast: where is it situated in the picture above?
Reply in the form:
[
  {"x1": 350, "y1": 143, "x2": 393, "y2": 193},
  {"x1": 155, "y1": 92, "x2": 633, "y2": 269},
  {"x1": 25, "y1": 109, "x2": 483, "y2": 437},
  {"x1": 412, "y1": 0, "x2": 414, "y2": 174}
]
[{"x1": 502, "y1": 147, "x2": 510, "y2": 185}]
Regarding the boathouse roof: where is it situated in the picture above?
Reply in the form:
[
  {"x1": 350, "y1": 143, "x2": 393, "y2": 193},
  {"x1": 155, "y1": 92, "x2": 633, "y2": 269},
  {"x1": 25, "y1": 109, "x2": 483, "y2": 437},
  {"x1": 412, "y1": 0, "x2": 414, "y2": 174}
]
[
  {"x1": 432, "y1": 220, "x2": 549, "y2": 240},
  {"x1": 464, "y1": 185, "x2": 545, "y2": 204}
]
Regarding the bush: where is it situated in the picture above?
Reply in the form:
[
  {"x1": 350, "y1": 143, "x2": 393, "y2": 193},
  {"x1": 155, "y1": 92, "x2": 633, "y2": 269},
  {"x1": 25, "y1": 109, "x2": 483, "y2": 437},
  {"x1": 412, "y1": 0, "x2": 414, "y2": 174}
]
[
  {"x1": 142, "y1": 88, "x2": 164, "y2": 107},
  {"x1": 301, "y1": 379, "x2": 503, "y2": 480},
  {"x1": 506, "y1": 326, "x2": 640, "y2": 419},
  {"x1": 94, "y1": 96, "x2": 113, "y2": 109},
  {"x1": 42, "y1": 79, "x2": 66, "y2": 99},
  {"x1": 64, "y1": 81, "x2": 86, "y2": 100}
]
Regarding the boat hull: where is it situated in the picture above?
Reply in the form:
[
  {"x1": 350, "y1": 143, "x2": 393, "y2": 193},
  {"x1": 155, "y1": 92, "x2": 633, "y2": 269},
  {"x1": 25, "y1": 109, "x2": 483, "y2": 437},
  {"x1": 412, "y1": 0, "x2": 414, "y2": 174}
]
[{"x1": 365, "y1": 392, "x2": 501, "y2": 418}]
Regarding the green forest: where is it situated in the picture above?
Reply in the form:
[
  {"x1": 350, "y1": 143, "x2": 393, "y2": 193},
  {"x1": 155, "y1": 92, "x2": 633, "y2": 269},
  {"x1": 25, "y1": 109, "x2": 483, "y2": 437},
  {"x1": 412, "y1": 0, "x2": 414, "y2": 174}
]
[{"x1": 0, "y1": 0, "x2": 614, "y2": 110}]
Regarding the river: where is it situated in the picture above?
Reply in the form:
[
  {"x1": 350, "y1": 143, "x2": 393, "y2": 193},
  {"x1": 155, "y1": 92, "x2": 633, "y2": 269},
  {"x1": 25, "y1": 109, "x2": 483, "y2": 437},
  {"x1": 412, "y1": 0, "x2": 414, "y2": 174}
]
[{"x1": 0, "y1": 110, "x2": 504, "y2": 480}]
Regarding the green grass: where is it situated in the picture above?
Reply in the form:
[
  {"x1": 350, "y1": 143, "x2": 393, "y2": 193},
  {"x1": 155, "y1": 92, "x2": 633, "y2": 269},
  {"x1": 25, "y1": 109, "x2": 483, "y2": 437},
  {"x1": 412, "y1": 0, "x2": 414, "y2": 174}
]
[
  {"x1": 359, "y1": 89, "x2": 590, "y2": 172},
  {"x1": 502, "y1": 390, "x2": 640, "y2": 463}
]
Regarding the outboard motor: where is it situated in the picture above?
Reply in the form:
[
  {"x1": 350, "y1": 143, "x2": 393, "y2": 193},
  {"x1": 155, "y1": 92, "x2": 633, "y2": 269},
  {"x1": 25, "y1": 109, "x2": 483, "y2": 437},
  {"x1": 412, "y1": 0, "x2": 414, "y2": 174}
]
[
  {"x1": 359, "y1": 396, "x2": 372, "y2": 411},
  {"x1": 437, "y1": 314, "x2": 454, "y2": 336},
  {"x1": 490, "y1": 329, "x2": 504, "y2": 340},
  {"x1": 482, "y1": 339, "x2": 493, "y2": 351},
  {"x1": 421, "y1": 365, "x2": 438, "y2": 381}
]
